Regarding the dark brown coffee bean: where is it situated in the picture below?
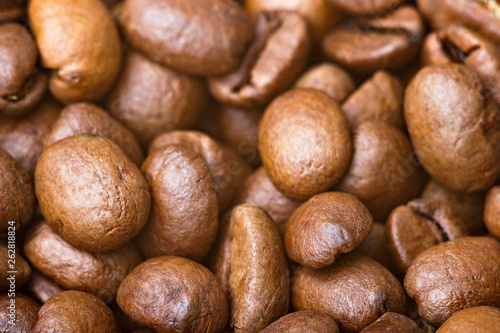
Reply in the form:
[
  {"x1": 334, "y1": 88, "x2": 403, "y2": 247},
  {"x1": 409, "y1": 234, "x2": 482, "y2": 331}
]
[
  {"x1": 417, "y1": 0, "x2": 500, "y2": 44},
  {"x1": 0, "y1": 0, "x2": 25, "y2": 21},
  {"x1": 327, "y1": 0, "x2": 404, "y2": 15},
  {"x1": 105, "y1": 50, "x2": 207, "y2": 147},
  {"x1": 0, "y1": 147, "x2": 35, "y2": 232},
  {"x1": 0, "y1": 23, "x2": 48, "y2": 118},
  {"x1": 0, "y1": 97, "x2": 61, "y2": 177},
  {"x1": 485, "y1": 186, "x2": 500, "y2": 239},
  {"x1": 295, "y1": 63, "x2": 356, "y2": 104},
  {"x1": 436, "y1": 306, "x2": 500, "y2": 333},
  {"x1": 29, "y1": 0, "x2": 122, "y2": 103},
  {"x1": 117, "y1": 256, "x2": 228, "y2": 333},
  {"x1": 360, "y1": 312, "x2": 423, "y2": 333},
  {"x1": 244, "y1": 0, "x2": 343, "y2": 41},
  {"x1": 404, "y1": 237, "x2": 500, "y2": 326},
  {"x1": 0, "y1": 241, "x2": 31, "y2": 291},
  {"x1": 25, "y1": 269, "x2": 65, "y2": 304},
  {"x1": 353, "y1": 222, "x2": 397, "y2": 274},
  {"x1": 120, "y1": 0, "x2": 253, "y2": 76},
  {"x1": 24, "y1": 220, "x2": 142, "y2": 303},
  {"x1": 386, "y1": 198, "x2": 469, "y2": 274},
  {"x1": 44, "y1": 102, "x2": 144, "y2": 166},
  {"x1": 209, "y1": 11, "x2": 310, "y2": 108},
  {"x1": 232, "y1": 167, "x2": 301, "y2": 235},
  {"x1": 421, "y1": 25, "x2": 500, "y2": 105},
  {"x1": 341, "y1": 71, "x2": 405, "y2": 131},
  {"x1": 228, "y1": 204, "x2": 289, "y2": 332},
  {"x1": 0, "y1": 293, "x2": 40, "y2": 333},
  {"x1": 138, "y1": 144, "x2": 218, "y2": 261},
  {"x1": 149, "y1": 130, "x2": 251, "y2": 214},
  {"x1": 35, "y1": 135, "x2": 151, "y2": 253},
  {"x1": 34, "y1": 290, "x2": 120, "y2": 333},
  {"x1": 421, "y1": 179, "x2": 486, "y2": 235},
  {"x1": 405, "y1": 64, "x2": 500, "y2": 193},
  {"x1": 293, "y1": 253, "x2": 406, "y2": 333},
  {"x1": 336, "y1": 122, "x2": 427, "y2": 222},
  {"x1": 260, "y1": 310, "x2": 340, "y2": 333},
  {"x1": 322, "y1": 6, "x2": 425, "y2": 73},
  {"x1": 285, "y1": 192, "x2": 373, "y2": 268},
  {"x1": 259, "y1": 89, "x2": 352, "y2": 201}
]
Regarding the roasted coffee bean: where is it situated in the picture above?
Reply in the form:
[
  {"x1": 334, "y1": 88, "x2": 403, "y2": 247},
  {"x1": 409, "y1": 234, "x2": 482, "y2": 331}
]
[
  {"x1": 421, "y1": 179, "x2": 486, "y2": 235},
  {"x1": 138, "y1": 144, "x2": 218, "y2": 261},
  {"x1": 404, "y1": 237, "x2": 500, "y2": 326},
  {"x1": 436, "y1": 306, "x2": 500, "y2": 333},
  {"x1": 337, "y1": 122, "x2": 427, "y2": 222},
  {"x1": 485, "y1": 186, "x2": 500, "y2": 238},
  {"x1": 327, "y1": 0, "x2": 404, "y2": 15},
  {"x1": 34, "y1": 291, "x2": 120, "y2": 333},
  {"x1": 295, "y1": 63, "x2": 356, "y2": 104},
  {"x1": 209, "y1": 11, "x2": 310, "y2": 108},
  {"x1": 0, "y1": 0, "x2": 26, "y2": 21},
  {"x1": 341, "y1": 71, "x2": 405, "y2": 131},
  {"x1": 421, "y1": 25, "x2": 500, "y2": 105},
  {"x1": 120, "y1": 0, "x2": 253, "y2": 76},
  {"x1": 0, "y1": 241, "x2": 31, "y2": 290},
  {"x1": 0, "y1": 293, "x2": 40, "y2": 332},
  {"x1": 405, "y1": 64, "x2": 500, "y2": 193},
  {"x1": 322, "y1": 6, "x2": 425, "y2": 73},
  {"x1": 244, "y1": 0, "x2": 343, "y2": 41},
  {"x1": 0, "y1": 23, "x2": 48, "y2": 117},
  {"x1": 25, "y1": 269, "x2": 65, "y2": 304},
  {"x1": 360, "y1": 312, "x2": 423, "y2": 333},
  {"x1": 0, "y1": 147, "x2": 35, "y2": 232},
  {"x1": 293, "y1": 253, "x2": 406, "y2": 332},
  {"x1": 35, "y1": 135, "x2": 151, "y2": 253},
  {"x1": 105, "y1": 50, "x2": 207, "y2": 147},
  {"x1": 117, "y1": 256, "x2": 228, "y2": 333},
  {"x1": 285, "y1": 192, "x2": 373, "y2": 268},
  {"x1": 24, "y1": 220, "x2": 142, "y2": 303},
  {"x1": 386, "y1": 198, "x2": 469, "y2": 274},
  {"x1": 259, "y1": 89, "x2": 352, "y2": 200},
  {"x1": 353, "y1": 222, "x2": 397, "y2": 274},
  {"x1": 29, "y1": 0, "x2": 122, "y2": 103},
  {"x1": 417, "y1": 0, "x2": 500, "y2": 44},
  {"x1": 0, "y1": 97, "x2": 61, "y2": 177},
  {"x1": 44, "y1": 102, "x2": 144, "y2": 166},
  {"x1": 260, "y1": 310, "x2": 340, "y2": 333}
]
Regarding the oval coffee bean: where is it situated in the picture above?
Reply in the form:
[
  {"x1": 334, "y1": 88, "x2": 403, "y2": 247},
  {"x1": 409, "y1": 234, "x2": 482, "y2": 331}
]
[
  {"x1": 436, "y1": 306, "x2": 500, "y2": 333},
  {"x1": 359, "y1": 312, "x2": 422, "y2": 333},
  {"x1": 404, "y1": 237, "x2": 500, "y2": 326},
  {"x1": 260, "y1": 311, "x2": 339, "y2": 333},
  {"x1": 0, "y1": 293, "x2": 40, "y2": 333},
  {"x1": 259, "y1": 89, "x2": 352, "y2": 200},
  {"x1": 485, "y1": 186, "x2": 500, "y2": 240},
  {"x1": 293, "y1": 253, "x2": 406, "y2": 332},
  {"x1": 35, "y1": 135, "x2": 151, "y2": 253},
  {"x1": 285, "y1": 192, "x2": 373, "y2": 268},
  {"x1": 117, "y1": 256, "x2": 228, "y2": 333}
]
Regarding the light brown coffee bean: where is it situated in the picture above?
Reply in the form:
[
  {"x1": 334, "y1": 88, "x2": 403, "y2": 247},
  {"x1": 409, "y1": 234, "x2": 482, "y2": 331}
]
[
  {"x1": 0, "y1": 241, "x2": 31, "y2": 291},
  {"x1": 485, "y1": 186, "x2": 500, "y2": 239},
  {"x1": 0, "y1": 293, "x2": 40, "y2": 333},
  {"x1": 360, "y1": 312, "x2": 423, "y2": 333},
  {"x1": 259, "y1": 311, "x2": 340, "y2": 333},
  {"x1": 436, "y1": 306, "x2": 500, "y2": 333}
]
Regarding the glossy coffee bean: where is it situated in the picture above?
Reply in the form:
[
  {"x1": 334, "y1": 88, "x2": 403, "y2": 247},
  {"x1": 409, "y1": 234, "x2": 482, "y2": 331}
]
[
  {"x1": 285, "y1": 192, "x2": 373, "y2": 268},
  {"x1": 260, "y1": 311, "x2": 340, "y2": 333},
  {"x1": 404, "y1": 237, "x2": 500, "y2": 326},
  {"x1": 386, "y1": 198, "x2": 469, "y2": 274},
  {"x1": 0, "y1": 293, "x2": 40, "y2": 333},
  {"x1": 485, "y1": 186, "x2": 500, "y2": 239},
  {"x1": 436, "y1": 306, "x2": 500, "y2": 333},
  {"x1": 359, "y1": 312, "x2": 422, "y2": 333}
]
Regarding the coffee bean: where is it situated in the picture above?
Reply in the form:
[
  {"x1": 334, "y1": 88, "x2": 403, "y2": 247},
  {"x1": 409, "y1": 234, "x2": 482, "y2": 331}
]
[
  {"x1": 485, "y1": 186, "x2": 500, "y2": 239},
  {"x1": 436, "y1": 306, "x2": 500, "y2": 333},
  {"x1": 260, "y1": 310, "x2": 340, "y2": 333},
  {"x1": 25, "y1": 269, "x2": 65, "y2": 304},
  {"x1": 0, "y1": 293, "x2": 40, "y2": 332},
  {"x1": 359, "y1": 312, "x2": 423, "y2": 333},
  {"x1": 0, "y1": 0, "x2": 25, "y2": 21},
  {"x1": 0, "y1": 240, "x2": 31, "y2": 290},
  {"x1": 327, "y1": 0, "x2": 405, "y2": 15}
]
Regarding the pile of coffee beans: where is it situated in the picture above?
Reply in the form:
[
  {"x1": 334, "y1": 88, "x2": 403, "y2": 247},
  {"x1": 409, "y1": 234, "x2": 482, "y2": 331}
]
[{"x1": 1, "y1": 0, "x2": 499, "y2": 332}]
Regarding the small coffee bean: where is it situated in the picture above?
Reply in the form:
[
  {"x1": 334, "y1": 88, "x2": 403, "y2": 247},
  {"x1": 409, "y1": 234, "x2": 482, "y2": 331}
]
[
  {"x1": 117, "y1": 256, "x2": 228, "y2": 333},
  {"x1": 386, "y1": 198, "x2": 469, "y2": 274},
  {"x1": 293, "y1": 253, "x2": 406, "y2": 332},
  {"x1": 436, "y1": 306, "x2": 500, "y2": 333},
  {"x1": 44, "y1": 102, "x2": 144, "y2": 166},
  {"x1": 327, "y1": 0, "x2": 404, "y2": 15},
  {"x1": 25, "y1": 269, "x2": 65, "y2": 304},
  {"x1": 404, "y1": 236, "x2": 500, "y2": 326},
  {"x1": 105, "y1": 50, "x2": 207, "y2": 147},
  {"x1": 405, "y1": 64, "x2": 500, "y2": 193},
  {"x1": 259, "y1": 310, "x2": 339, "y2": 333},
  {"x1": 209, "y1": 10, "x2": 310, "y2": 108},
  {"x1": 322, "y1": 5, "x2": 425, "y2": 73},
  {"x1": 0, "y1": 293, "x2": 40, "y2": 332},
  {"x1": 24, "y1": 220, "x2": 142, "y2": 303},
  {"x1": 0, "y1": 241, "x2": 31, "y2": 290},
  {"x1": 0, "y1": 23, "x2": 48, "y2": 117},
  {"x1": 34, "y1": 290, "x2": 120, "y2": 333},
  {"x1": 35, "y1": 135, "x2": 151, "y2": 253},
  {"x1": 359, "y1": 312, "x2": 423, "y2": 333},
  {"x1": 485, "y1": 186, "x2": 500, "y2": 238},
  {"x1": 285, "y1": 192, "x2": 373, "y2": 268},
  {"x1": 29, "y1": 0, "x2": 122, "y2": 103},
  {"x1": 120, "y1": 0, "x2": 253, "y2": 76},
  {"x1": 259, "y1": 89, "x2": 352, "y2": 200},
  {"x1": 295, "y1": 63, "x2": 356, "y2": 104}
]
